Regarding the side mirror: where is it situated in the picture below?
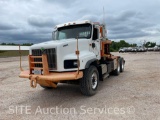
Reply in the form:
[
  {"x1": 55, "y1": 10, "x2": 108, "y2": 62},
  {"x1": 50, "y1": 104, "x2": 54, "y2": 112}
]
[
  {"x1": 52, "y1": 31, "x2": 55, "y2": 40},
  {"x1": 52, "y1": 31, "x2": 57, "y2": 40},
  {"x1": 100, "y1": 26, "x2": 103, "y2": 38}
]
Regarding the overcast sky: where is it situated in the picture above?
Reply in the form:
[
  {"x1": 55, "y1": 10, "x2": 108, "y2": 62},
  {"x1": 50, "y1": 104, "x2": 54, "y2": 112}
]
[{"x1": 0, "y1": 0, "x2": 160, "y2": 45}]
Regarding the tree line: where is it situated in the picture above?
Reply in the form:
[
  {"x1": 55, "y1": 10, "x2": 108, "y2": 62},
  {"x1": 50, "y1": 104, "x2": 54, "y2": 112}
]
[
  {"x1": 110, "y1": 40, "x2": 137, "y2": 52},
  {"x1": 0, "y1": 43, "x2": 33, "y2": 46}
]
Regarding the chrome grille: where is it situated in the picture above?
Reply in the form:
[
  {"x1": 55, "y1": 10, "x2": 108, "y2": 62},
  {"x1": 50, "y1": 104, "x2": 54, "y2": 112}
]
[{"x1": 32, "y1": 48, "x2": 56, "y2": 70}]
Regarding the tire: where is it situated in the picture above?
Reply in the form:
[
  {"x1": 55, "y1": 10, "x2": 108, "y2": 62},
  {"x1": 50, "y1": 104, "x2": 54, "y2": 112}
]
[
  {"x1": 112, "y1": 59, "x2": 120, "y2": 76},
  {"x1": 40, "y1": 82, "x2": 58, "y2": 89},
  {"x1": 80, "y1": 65, "x2": 99, "y2": 96},
  {"x1": 120, "y1": 58, "x2": 125, "y2": 72}
]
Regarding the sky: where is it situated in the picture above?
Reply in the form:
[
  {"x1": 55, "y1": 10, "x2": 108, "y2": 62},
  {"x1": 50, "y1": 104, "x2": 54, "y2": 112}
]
[{"x1": 0, "y1": 0, "x2": 160, "y2": 45}]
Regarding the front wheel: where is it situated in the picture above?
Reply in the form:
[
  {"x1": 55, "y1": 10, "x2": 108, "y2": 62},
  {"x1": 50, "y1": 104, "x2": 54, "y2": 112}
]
[{"x1": 80, "y1": 65, "x2": 99, "y2": 96}]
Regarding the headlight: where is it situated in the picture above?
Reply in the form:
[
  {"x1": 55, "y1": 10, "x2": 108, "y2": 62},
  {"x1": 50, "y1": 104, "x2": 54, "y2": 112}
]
[
  {"x1": 64, "y1": 60, "x2": 79, "y2": 69},
  {"x1": 73, "y1": 61, "x2": 78, "y2": 66}
]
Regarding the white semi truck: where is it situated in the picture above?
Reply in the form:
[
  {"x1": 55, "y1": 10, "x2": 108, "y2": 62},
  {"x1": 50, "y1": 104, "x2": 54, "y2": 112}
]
[{"x1": 19, "y1": 20, "x2": 125, "y2": 96}]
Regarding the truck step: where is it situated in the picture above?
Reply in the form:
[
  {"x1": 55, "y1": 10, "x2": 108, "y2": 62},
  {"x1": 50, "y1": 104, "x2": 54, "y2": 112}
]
[{"x1": 103, "y1": 73, "x2": 109, "y2": 79}]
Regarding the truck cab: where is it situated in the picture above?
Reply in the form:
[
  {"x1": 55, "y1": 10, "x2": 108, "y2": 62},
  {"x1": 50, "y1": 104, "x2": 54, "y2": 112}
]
[{"x1": 19, "y1": 20, "x2": 125, "y2": 96}]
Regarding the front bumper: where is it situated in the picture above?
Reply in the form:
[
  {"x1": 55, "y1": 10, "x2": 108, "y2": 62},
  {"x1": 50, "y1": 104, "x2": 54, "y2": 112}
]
[
  {"x1": 19, "y1": 70, "x2": 83, "y2": 82},
  {"x1": 19, "y1": 54, "x2": 83, "y2": 88},
  {"x1": 19, "y1": 70, "x2": 83, "y2": 88}
]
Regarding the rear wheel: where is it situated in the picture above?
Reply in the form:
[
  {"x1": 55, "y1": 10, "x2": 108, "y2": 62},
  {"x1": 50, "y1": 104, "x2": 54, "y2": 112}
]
[
  {"x1": 112, "y1": 59, "x2": 120, "y2": 76},
  {"x1": 120, "y1": 58, "x2": 125, "y2": 72},
  {"x1": 80, "y1": 65, "x2": 99, "y2": 96}
]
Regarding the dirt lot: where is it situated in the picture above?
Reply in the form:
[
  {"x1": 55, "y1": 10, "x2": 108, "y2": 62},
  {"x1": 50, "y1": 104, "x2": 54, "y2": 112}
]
[{"x1": 0, "y1": 52, "x2": 160, "y2": 120}]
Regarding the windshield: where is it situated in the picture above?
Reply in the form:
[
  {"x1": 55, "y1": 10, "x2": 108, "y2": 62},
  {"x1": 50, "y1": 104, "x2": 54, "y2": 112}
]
[{"x1": 53, "y1": 23, "x2": 92, "y2": 40}]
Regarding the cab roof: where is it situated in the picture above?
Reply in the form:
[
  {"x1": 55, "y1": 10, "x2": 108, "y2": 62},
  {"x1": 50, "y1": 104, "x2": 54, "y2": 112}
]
[{"x1": 55, "y1": 20, "x2": 102, "y2": 29}]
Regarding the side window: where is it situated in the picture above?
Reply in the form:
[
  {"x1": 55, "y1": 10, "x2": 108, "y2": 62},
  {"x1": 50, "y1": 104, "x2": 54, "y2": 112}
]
[
  {"x1": 93, "y1": 28, "x2": 98, "y2": 40},
  {"x1": 79, "y1": 31, "x2": 91, "y2": 38}
]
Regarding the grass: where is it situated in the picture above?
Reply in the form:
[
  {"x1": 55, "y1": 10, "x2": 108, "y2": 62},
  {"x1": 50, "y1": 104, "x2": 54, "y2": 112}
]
[{"x1": 0, "y1": 50, "x2": 29, "y2": 57}]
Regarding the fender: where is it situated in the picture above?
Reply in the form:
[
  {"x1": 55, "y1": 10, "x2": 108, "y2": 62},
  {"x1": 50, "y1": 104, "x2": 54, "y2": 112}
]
[{"x1": 85, "y1": 58, "x2": 97, "y2": 68}]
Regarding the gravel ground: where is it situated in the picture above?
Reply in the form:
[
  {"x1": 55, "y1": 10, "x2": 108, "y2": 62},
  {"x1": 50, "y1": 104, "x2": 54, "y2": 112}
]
[{"x1": 0, "y1": 52, "x2": 160, "y2": 120}]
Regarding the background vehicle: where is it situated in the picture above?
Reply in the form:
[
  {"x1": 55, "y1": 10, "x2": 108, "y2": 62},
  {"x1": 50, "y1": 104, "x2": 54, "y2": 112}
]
[
  {"x1": 148, "y1": 47, "x2": 154, "y2": 51},
  {"x1": 119, "y1": 47, "x2": 127, "y2": 53},
  {"x1": 137, "y1": 47, "x2": 145, "y2": 52},
  {"x1": 131, "y1": 47, "x2": 137, "y2": 52},
  {"x1": 154, "y1": 46, "x2": 160, "y2": 51},
  {"x1": 126, "y1": 47, "x2": 132, "y2": 52},
  {"x1": 19, "y1": 20, "x2": 125, "y2": 96}
]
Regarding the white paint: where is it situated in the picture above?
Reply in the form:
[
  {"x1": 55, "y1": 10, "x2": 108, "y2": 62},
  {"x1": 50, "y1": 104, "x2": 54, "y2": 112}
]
[
  {"x1": 0, "y1": 46, "x2": 29, "y2": 50},
  {"x1": 30, "y1": 38, "x2": 96, "y2": 72}
]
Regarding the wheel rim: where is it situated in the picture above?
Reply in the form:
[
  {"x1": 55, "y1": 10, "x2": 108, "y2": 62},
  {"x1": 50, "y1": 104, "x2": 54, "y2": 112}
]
[
  {"x1": 121, "y1": 61, "x2": 124, "y2": 70},
  {"x1": 117, "y1": 63, "x2": 120, "y2": 72},
  {"x1": 91, "y1": 72, "x2": 98, "y2": 89}
]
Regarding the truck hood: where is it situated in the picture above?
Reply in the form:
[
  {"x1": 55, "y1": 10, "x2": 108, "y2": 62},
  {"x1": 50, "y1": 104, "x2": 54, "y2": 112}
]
[
  {"x1": 29, "y1": 38, "x2": 97, "y2": 71},
  {"x1": 30, "y1": 39, "x2": 77, "y2": 49},
  {"x1": 29, "y1": 38, "x2": 92, "y2": 57}
]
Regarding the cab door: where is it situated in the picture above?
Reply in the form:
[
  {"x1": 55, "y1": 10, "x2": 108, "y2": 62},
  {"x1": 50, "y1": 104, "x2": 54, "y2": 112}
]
[{"x1": 90, "y1": 26, "x2": 101, "y2": 60}]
